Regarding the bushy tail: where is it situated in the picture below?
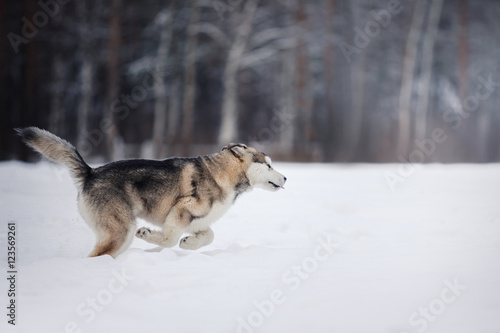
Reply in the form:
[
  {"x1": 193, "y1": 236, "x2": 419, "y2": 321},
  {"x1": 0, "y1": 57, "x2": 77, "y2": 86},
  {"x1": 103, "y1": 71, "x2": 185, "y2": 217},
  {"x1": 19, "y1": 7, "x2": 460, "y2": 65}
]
[{"x1": 16, "y1": 127, "x2": 92, "y2": 189}]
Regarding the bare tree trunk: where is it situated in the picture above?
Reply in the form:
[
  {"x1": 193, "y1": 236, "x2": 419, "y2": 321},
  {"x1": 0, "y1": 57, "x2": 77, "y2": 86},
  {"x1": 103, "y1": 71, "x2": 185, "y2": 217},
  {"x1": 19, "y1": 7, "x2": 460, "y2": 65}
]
[
  {"x1": 49, "y1": 53, "x2": 65, "y2": 134},
  {"x1": 321, "y1": 0, "x2": 335, "y2": 161},
  {"x1": 105, "y1": 0, "x2": 122, "y2": 160},
  {"x1": 457, "y1": 0, "x2": 469, "y2": 104},
  {"x1": 153, "y1": 9, "x2": 173, "y2": 159},
  {"x1": 457, "y1": 0, "x2": 476, "y2": 161},
  {"x1": 293, "y1": 0, "x2": 313, "y2": 159},
  {"x1": 181, "y1": 3, "x2": 200, "y2": 156},
  {"x1": 415, "y1": 0, "x2": 443, "y2": 141},
  {"x1": 277, "y1": 0, "x2": 297, "y2": 158},
  {"x1": 19, "y1": 0, "x2": 38, "y2": 161},
  {"x1": 167, "y1": 81, "x2": 180, "y2": 156},
  {"x1": 338, "y1": 0, "x2": 365, "y2": 161},
  {"x1": 396, "y1": 1, "x2": 426, "y2": 156},
  {"x1": 217, "y1": 0, "x2": 259, "y2": 145},
  {"x1": 48, "y1": 4, "x2": 65, "y2": 136},
  {"x1": 76, "y1": 1, "x2": 94, "y2": 156},
  {"x1": 344, "y1": 53, "x2": 366, "y2": 161},
  {"x1": 277, "y1": 47, "x2": 297, "y2": 158},
  {"x1": 0, "y1": 0, "x2": 7, "y2": 159},
  {"x1": 477, "y1": 108, "x2": 490, "y2": 162}
]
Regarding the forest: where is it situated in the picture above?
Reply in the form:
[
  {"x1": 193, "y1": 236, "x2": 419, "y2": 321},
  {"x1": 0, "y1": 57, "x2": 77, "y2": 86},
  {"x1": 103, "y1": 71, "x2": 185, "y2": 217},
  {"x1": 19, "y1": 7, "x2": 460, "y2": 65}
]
[{"x1": 1, "y1": 0, "x2": 499, "y2": 163}]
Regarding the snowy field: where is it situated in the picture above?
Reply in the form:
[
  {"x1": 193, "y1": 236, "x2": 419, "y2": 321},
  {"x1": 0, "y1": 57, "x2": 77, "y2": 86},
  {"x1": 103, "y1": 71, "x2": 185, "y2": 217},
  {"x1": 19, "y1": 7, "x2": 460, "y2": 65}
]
[{"x1": 1, "y1": 161, "x2": 500, "y2": 333}]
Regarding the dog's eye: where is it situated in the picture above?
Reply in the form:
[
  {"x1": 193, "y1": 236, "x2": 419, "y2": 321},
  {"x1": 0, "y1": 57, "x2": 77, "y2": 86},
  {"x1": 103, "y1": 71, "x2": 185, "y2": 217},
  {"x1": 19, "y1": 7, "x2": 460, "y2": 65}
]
[{"x1": 266, "y1": 164, "x2": 272, "y2": 170}]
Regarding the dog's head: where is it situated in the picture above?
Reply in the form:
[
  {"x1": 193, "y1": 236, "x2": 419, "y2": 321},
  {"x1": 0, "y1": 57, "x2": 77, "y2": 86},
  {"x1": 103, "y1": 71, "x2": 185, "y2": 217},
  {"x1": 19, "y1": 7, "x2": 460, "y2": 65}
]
[{"x1": 223, "y1": 143, "x2": 287, "y2": 192}]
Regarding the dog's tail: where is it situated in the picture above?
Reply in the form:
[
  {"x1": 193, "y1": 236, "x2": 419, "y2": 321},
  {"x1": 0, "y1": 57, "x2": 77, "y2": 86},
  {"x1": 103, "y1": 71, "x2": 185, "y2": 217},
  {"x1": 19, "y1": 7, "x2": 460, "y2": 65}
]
[{"x1": 16, "y1": 127, "x2": 92, "y2": 189}]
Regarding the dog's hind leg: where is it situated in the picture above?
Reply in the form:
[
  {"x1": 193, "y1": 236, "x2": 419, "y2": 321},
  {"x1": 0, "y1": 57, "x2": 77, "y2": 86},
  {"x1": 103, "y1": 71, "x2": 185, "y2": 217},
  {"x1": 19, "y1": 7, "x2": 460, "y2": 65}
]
[
  {"x1": 89, "y1": 236, "x2": 120, "y2": 257},
  {"x1": 179, "y1": 228, "x2": 214, "y2": 250},
  {"x1": 88, "y1": 211, "x2": 135, "y2": 258}
]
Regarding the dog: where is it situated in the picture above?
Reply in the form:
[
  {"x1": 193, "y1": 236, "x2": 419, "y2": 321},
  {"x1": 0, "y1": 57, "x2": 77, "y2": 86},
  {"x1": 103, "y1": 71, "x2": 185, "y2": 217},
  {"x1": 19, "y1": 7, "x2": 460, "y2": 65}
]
[{"x1": 16, "y1": 127, "x2": 287, "y2": 257}]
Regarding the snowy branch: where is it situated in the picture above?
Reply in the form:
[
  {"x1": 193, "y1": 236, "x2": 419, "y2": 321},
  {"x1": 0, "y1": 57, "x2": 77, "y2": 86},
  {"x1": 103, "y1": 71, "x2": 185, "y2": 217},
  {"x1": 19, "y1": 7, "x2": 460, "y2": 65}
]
[
  {"x1": 248, "y1": 27, "x2": 288, "y2": 49},
  {"x1": 127, "y1": 56, "x2": 156, "y2": 76},
  {"x1": 193, "y1": 22, "x2": 230, "y2": 48},
  {"x1": 239, "y1": 47, "x2": 278, "y2": 68},
  {"x1": 239, "y1": 38, "x2": 294, "y2": 68}
]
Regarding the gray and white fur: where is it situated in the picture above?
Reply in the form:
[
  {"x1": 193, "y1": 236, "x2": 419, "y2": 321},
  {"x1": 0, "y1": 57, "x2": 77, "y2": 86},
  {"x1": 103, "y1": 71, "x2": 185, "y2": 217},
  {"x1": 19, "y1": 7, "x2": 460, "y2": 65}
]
[{"x1": 16, "y1": 127, "x2": 287, "y2": 257}]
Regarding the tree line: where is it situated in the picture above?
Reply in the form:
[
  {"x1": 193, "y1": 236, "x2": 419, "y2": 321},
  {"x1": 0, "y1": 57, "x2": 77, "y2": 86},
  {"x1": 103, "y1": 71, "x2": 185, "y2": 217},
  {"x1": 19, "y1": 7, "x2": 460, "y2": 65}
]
[{"x1": 1, "y1": 0, "x2": 499, "y2": 163}]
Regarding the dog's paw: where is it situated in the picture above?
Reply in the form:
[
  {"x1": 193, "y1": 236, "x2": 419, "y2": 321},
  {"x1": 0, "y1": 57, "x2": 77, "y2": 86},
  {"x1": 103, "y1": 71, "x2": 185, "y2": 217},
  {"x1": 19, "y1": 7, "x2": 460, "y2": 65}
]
[
  {"x1": 135, "y1": 227, "x2": 151, "y2": 239},
  {"x1": 179, "y1": 236, "x2": 199, "y2": 250},
  {"x1": 179, "y1": 236, "x2": 191, "y2": 249}
]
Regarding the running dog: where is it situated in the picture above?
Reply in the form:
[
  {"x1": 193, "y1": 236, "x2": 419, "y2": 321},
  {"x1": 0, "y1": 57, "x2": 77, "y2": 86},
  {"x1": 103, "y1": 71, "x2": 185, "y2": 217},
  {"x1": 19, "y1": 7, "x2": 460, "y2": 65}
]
[{"x1": 17, "y1": 127, "x2": 287, "y2": 257}]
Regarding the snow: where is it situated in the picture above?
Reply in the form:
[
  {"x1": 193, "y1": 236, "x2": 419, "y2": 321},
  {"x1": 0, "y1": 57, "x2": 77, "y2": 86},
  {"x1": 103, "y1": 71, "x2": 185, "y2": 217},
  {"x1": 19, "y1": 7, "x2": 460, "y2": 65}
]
[{"x1": 1, "y1": 161, "x2": 500, "y2": 333}]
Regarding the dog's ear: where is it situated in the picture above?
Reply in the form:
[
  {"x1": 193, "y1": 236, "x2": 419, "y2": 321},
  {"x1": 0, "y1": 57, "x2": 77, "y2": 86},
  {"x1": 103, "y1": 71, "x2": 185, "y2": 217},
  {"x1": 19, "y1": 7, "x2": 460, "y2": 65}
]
[{"x1": 223, "y1": 143, "x2": 248, "y2": 159}]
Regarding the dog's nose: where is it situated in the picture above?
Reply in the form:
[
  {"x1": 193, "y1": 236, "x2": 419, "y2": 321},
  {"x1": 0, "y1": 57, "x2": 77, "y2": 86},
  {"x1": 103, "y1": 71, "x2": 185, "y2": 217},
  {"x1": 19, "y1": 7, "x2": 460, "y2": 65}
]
[{"x1": 283, "y1": 176, "x2": 287, "y2": 183}]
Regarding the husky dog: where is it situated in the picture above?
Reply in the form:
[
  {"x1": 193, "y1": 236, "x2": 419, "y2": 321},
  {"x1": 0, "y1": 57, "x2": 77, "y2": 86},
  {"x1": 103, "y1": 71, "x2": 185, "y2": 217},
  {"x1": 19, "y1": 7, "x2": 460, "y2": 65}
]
[{"x1": 17, "y1": 127, "x2": 287, "y2": 258}]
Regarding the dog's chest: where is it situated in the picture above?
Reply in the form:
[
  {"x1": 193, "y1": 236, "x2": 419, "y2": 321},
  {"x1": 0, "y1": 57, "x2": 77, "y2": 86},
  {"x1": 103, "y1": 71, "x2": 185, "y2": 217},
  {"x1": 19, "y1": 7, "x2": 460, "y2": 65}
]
[{"x1": 187, "y1": 193, "x2": 235, "y2": 232}]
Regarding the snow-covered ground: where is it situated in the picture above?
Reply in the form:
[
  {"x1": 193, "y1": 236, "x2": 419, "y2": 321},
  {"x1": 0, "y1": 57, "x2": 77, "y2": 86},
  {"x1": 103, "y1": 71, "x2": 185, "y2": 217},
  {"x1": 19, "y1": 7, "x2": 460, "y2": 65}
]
[{"x1": 1, "y1": 161, "x2": 500, "y2": 333}]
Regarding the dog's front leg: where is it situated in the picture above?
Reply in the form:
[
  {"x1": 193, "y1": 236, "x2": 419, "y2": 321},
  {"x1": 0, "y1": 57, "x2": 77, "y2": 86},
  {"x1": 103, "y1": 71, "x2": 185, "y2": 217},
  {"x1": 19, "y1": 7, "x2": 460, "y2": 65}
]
[{"x1": 135, "y1": 206, "x2": 190, "y2": 248}]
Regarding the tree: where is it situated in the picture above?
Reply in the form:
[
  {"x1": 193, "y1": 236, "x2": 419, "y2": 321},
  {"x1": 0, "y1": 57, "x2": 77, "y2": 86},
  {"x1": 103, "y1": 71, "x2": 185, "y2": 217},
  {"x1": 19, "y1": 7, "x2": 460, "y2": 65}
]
[
  {"x1": 336, "y1": 0, "x2": 361, "y2": 162},
  {"x1": 276, "y1": 0, "x2": 297, "y2": 159},
  {"x1": 396, "y1": 0, "x2": 426, "y2": 156},
  {"x1": 76, "y1": 0, "x2": 97, "y2": 156},
  {"x1": 181, "y1": 2, "x2": 201, "y2": 156},
  {"x1": 457, "y1": 0, "x2": 469, "y2": 103},
  {"x1": 49, "y1": 53, "x2": 65, "y2": 135},
  {"x1": 152, "y1": 7, "x2": 174, "y2": 159},
  {"x1": 217, "y1": 0, "x2": 260, "y2": 145},
  {"x1": 292, "y1": 0, "x2": 314, "y2": 159},
  {"x1": 104, "y1": 0, "x2": 122, "y2": 160},
  {"x1": 414, "y1": 0, "x2": 444, "y2": 141}
]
